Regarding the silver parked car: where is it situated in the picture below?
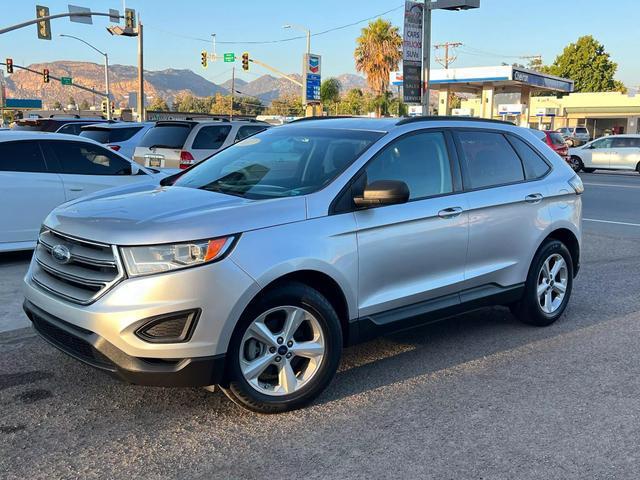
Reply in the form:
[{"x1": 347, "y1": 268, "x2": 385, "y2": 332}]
[{"x1": 23, "y1": 117, "x2": 583, "y2": 413}]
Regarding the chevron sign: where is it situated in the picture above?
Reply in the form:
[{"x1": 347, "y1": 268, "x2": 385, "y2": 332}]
[{"x1": 306, "y1": 54, "x2": 321, "y2": 75}]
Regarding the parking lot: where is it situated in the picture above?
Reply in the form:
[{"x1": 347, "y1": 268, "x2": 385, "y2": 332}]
[{"x1": 1, "y1": 171, "x2": 640, "y2": 479}]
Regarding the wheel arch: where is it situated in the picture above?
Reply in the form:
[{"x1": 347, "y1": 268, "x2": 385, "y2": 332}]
[{"x1": 540, "y1": 227, "x2": 580, "y2": 276}]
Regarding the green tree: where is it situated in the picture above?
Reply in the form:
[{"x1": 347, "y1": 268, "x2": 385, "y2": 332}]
[
  {"x1": 68, "y1": 96, "x2": 76, "y2": 107},
  {"x1": 339, "y1": 88, "x2": 365, "y2": 115},
  {"x1": 354, "y1": 18, "x2": 402, "y2": 116},
  {"x1": 52, "y1": 100, "x2": 62, "y2": 110},
  {"x1": 266, "y1": 95, "x2": 304, "y2": 117},
  {"x1": 79, "y1": 99, "x2": 90, "y2": 110},
  {"x1": 320, "y1": 78, "x2": 342, "y2": 105},
  {"x1": 542, "y1": 36, "x2": 624, "y2": 92},
  {"x1": 148, "y1": 96, "x2": 169, "y2": 111}
]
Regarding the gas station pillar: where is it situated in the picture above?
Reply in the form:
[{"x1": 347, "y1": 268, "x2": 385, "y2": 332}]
[
  {"x1": 480, "y1": 85, "x2": 494, "y2": 119},
  {"x1": 438, "y1": 87, "x2": 451, "y2": 116},
  {"x1": 519, "y1": 85, "x2": 531, "y2": 127}
]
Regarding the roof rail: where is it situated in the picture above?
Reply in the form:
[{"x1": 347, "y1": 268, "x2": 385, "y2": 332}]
[
  {"x1": 396, "y1": 116, "x2": 514, "y2": 126},
  {"x1": 288, "y1": 115, "x2": 354, "y2": 123}
]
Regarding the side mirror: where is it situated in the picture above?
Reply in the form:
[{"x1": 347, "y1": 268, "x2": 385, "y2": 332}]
[{"x1": 353, "y1": 180, "x2": 409, "y2": 207}]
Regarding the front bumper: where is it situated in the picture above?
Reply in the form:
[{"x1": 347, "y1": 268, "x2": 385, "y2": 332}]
[{"x1": 24, "y1": 300, "x2": 226, "y2": 387}]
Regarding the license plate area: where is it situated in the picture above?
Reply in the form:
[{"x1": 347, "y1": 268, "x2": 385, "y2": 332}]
[{"x1": 145, "y1": 154, "x2": 164, "y2": 168}]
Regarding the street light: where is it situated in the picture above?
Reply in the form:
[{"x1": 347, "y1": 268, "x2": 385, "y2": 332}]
[
  {"x1": 60, "y1": 34, "x2": 111, "y2": 119},
  {"x1": 282, "y1": 24, "x2": 310, "y2": 55},
  {"x1": 422, "y1": 0, "x2": 479, "y2": 115},
  {"x1": 107, "y1": 20, "x2": 144, "y2": 121}
]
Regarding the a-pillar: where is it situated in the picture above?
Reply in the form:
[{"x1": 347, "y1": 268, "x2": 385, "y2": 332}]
[
  {"x1": 519, "y1": 86, "x2": 531, "y2": 127},
  {"x1": 480, "y1": 84, "x2": 494, "y2": 119},
  {"x1": 438, "y1": 87, "x2": 451, "y2": 116}
]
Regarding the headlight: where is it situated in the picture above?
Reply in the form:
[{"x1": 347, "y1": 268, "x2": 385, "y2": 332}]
[{"x1": 121, "y1": 236, "x2": 237, "y2": 277}]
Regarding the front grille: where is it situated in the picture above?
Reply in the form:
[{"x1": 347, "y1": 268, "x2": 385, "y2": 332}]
[
  {"x1": 31, "y1": 314, "x2": 114, "y2": 369},
  {"x1": 32, "y1": 229, "x2": 124, "y2": 305}
]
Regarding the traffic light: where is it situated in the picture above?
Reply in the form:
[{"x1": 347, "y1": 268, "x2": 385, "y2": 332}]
[
  {"x1": 201, "y1": 50, "x2": 208, "y2": 69},
  {"x1": 35, "y1": 5, "x2": 52, "y2": 40},
  {"x1": 242, "y1": 52, "x2": 249, "y2": 71},
  {"x1": 6, "y1": 58, "x2": 13, "y2": 74},
  {"x1": 101, "y1": 100, "x2": 108, "y2": 114},
  {"x1": 125, "y1": 8, "x2": 136, "y2": 30},
  {"x1": 43, "y1": 68, "x2": 50, "y2": 83},
  {"x1": 110, "y1": 101, "x2": 115, "y2": 115}
]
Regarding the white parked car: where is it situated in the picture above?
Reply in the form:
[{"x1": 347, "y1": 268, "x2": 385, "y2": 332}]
[
  {"x1": 0, "y1": 132, "x2": 167, "y2": 252},
  {"x1": 569, "y1": 134, "x2": 640, "y2": 173},
  {"x1": 133, "y1": 119, "x2": 271, "y2": 170},
  {"x1": 80, "y1": 122, "x2": 154, "y2": 159}
]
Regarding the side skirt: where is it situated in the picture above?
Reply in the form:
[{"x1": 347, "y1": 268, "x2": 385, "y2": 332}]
[{"x1": 347, "y1": 283, "x2": 525, "y2": 345}]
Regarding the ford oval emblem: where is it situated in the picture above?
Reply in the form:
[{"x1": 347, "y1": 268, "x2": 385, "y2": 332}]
[{"x1": 51, "y1": 244, "x2": 71, "y2": 264}]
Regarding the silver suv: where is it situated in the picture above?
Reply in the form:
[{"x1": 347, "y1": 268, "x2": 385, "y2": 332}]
[{"x1": 23, "y1": 117, "x2": 583, "y2": 413}]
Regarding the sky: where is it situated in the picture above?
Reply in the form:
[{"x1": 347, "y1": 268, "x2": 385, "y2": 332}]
[{"x1": 1, "y1": 0, "x2": 638, "y2": 88}]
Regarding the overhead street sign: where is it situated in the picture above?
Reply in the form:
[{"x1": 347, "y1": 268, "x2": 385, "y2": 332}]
[
  {"x1": 109, "y1": 8, "x2": 120, "y2": 23},
  {"x1": 223, "y1": 53, "x2": 235, "y2": 62},
  {"x1": 60, "y1": 76, "x2": 73, "y2": 85},
  {"x1": 68, "y1": 5, "x2": 93, "y2": 24}
]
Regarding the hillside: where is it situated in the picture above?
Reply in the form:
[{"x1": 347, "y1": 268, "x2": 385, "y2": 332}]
[
  {"x1": 1, "y1": 60, "x2": 369, "y2": 107},
  {"x1": 3, "y1": 61, "x2": 227, "y2": 108}
]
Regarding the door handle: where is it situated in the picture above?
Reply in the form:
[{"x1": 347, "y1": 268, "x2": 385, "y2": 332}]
[
  {"x1": 69, "y1": 188, "x2": 84, "y2": 192},
  {"x1": 525, "y1": 193, "x2": 543, "y2": 203},
  {"x1": 438, "y1": 207, "x2": 463, "y2": 219}
]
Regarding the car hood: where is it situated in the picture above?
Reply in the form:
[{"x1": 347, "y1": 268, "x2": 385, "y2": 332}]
[{"x1": 44, "y1": 184, "x2": 307, "y2": 246}]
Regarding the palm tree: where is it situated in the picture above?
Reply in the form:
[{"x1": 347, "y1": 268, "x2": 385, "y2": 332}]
[{"x1": 354, "y1": 18, "x2": 402, "y2": 116}]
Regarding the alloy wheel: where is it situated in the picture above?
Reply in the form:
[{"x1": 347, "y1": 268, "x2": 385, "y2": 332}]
[
  {"x1": 239, "y1": 306, "x2": 325, "y2": 396},
  {"x1": 537, "y1": 253, "x2": 569, "y2": 314}
]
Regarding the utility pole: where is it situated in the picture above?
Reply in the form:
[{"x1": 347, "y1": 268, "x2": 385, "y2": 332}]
[
  {"x1": 230, "y1": 66, "x2": 235, "y2": 120},
  {"x1": 137, "y1": 19, "x2": 144, "y2": 121},
  {"x1": 421, "y1": 1, "x2": 432, "y2": 116},
  {"x1": 434, "y1": 41, "x2": 462, "y2": 69}
]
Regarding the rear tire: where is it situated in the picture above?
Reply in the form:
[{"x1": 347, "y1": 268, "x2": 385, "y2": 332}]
[
  {"x1": 221, "y1": 282, "x2": 342, "y2": 413},
  {"x1": 511, "y1": 240, "x2": 573, "y2": 327}
]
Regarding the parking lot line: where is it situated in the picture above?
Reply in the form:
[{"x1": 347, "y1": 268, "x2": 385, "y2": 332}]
[
  {"x1": 584, "y1": 218, "x2": 640, "y2": 227},
  {"x1": 583, "y1": 182, "x2": 640, "y2": 189}
]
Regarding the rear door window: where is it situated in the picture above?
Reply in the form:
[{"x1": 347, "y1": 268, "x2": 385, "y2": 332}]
[
  {"x1": 548, "y1": 132, "x2": 566, "y2": 146},
  {"x1": 192, "y1": 125, "x2": 232, "y2": 149},
  {"x1": 44, "y1": 141, "x2": 132, "y2": 175},
  {"x1": 57, "y1": 123, "x2": 84, "y2": 135},
  {"x1": 139, "y1": 123, "x2": 193, "y2": 149},
  {"x1": 456, "y1": 131, "x2": 525, "y2": 189},
  {"x1": 0, "y1": 141, "x2": 47, "y2": 173}
]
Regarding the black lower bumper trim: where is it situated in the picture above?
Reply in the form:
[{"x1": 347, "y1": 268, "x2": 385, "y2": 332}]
[{"x1": 23, "y1": 300, "x2": 226, "y2": 387}]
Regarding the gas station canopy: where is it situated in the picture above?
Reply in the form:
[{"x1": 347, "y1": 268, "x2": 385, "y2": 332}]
[{"x1": 430, "y1": 65, "x2": 574, "y2": 93}]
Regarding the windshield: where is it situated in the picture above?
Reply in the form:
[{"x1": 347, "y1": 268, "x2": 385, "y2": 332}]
[
  {"x1": 139, "y1": 123, "x2": 193, "y2": 149},
  {"x1": 172, "y1": 127, "x2": 384, "y2": 199}
]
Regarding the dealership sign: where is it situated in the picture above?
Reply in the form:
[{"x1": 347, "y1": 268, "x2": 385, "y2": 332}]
[{"x1": 402, "y1": 0, "x2": 423, "y2": 104}]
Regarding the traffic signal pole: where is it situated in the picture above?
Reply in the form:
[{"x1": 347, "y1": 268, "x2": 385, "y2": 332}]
[
  {"x1": 137, "y1": 19, "x2": 144, "y2": 121},
  {"x1": 230, "y1": 66, "x2": 235, "y2": 120}
]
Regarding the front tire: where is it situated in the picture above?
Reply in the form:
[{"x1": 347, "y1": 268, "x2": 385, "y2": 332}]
[
  {"x1": 569, "y1": 156, "x2": 583, "y2": 172},
  {"x1": 221, "y1": 282, "x2": 343, "y2": 413},
  {"x1": 511, "y1": 240, "x2": 573, "y2": 327}
]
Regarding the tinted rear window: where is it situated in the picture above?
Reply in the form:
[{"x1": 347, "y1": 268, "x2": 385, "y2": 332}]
[
  {"x1": 139, "y1": 124, "x2": 193, "y2": 149},
  {"x1": 80, "y1": 126, "x2": 143, "y2": 144},
  {"x1": 508, "y1": 136, "x2": 551, "y2": 180},
  {"x1": 575, "y1": 127, "x2": 588, "y2": 134},
  {"x1": 548, "y1": 132, "x2": 566, "y2": 146},
  {"x1": 191, "y1": 125, "x2": 232, "y2": 149}
]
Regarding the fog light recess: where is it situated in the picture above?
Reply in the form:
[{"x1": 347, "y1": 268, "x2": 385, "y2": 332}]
[{"x1": 135, "y1": 309, "x2": 200, "y2": 343}]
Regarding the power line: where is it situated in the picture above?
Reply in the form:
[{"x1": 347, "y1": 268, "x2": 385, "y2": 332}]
[
  {"x1": 434, "y1": 42, "x2": 463, "y2": 68},
  {"x1": 145, "y1": 4, "x2": 404, "y2": 46}
]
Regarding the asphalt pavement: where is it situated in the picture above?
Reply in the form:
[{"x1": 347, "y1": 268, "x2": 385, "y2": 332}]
[{"x1": 1, "y1": 171, "x2": 640, "y2": 479}]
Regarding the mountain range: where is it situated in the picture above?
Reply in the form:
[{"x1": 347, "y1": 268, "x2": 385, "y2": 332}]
[{"x1": 1, "y1": 61, "x2": 368, "y2": 108}]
